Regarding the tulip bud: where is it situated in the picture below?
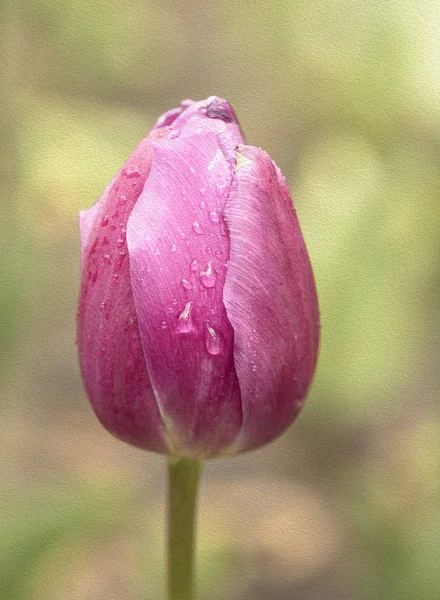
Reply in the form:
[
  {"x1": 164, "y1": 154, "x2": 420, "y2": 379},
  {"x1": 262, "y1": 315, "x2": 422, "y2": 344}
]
[{"x1": 77, "y1": 96, "x2": 319, "y2": 459}]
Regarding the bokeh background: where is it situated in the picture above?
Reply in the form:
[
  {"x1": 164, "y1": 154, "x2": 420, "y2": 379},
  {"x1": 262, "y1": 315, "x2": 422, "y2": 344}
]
[{"x1": 1, "y1": 0, "x2": 439, "y2": 598}]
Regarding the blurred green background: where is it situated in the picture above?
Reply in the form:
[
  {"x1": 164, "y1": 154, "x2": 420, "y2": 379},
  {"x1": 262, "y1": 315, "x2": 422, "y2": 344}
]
[{"x1": 1, "y1": 0, "x2": 439, "y2": 598}]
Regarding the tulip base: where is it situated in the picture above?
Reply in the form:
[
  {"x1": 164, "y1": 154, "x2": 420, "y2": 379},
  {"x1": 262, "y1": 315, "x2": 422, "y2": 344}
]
[{"x1": 167, "y1": 457, "x2": 202, "y2": 600}]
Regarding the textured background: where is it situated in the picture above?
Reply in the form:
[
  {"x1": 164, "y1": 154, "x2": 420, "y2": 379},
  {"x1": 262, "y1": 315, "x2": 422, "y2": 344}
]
[{"x1": 1, "y1": 0, "x2": 439, "y2": 598}]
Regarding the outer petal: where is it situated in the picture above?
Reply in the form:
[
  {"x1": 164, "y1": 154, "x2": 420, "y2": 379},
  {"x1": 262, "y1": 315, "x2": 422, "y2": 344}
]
[
  {"x1": 127, "y1": 101, "x2": 245, "y2": 458},
  {"x1": 223, "y1": 146, "x2": 320, "y2": 453},
  {"x1": 77, "y1": 129, "x2": 170, "y2": 452}
]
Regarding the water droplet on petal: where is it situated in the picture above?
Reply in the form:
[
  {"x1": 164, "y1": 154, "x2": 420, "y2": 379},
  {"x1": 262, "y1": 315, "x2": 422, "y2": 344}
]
[
  {"x1": 181, "y1": 279, "x2": 193, "y2": 290},
  {"x1": 200, "y1": 261, "x2": 216, "y2": 288},
  {"x1": 101, "y1": 215, "x2": 109, "y2": 227},
  {"x1": 216, "y1": 184, "x2": 227, "y2": 198},
  {"x1": 215, "y1": 250, "x2": 223, "y2": 258},
  {"x1": 104, "y1": 253, "x2": 111, "y2": 264},
  {"x1": 124, "y1": 166, "x2": 141, "y2": 178},
  {"x1": 119, "y1": 195, "x2": 127, "y2": 205},
  {"x1": 113, "y1": 273, "x2": 119, "y2": 284},
  {"x1": 116, "y1": 230, "x2": 126, "y2": 248},
  {"x1": 206, "y1": 247, "x2": 212, "y2": 255},
  {"x1": 190, "y1": 259, "x2": 199, "y2": 271},
  {"x1": 208, "y1": 210, "x2": 220, "y2": 223},
  {"x1": 180, "y1": 232, "x2": 186, "y2": 238},
  {"x1": 161, "y1": 321, "x2": 168, "y2": 329},
  {"x1": 200, "y1": 187, "x2": 206, "y2": 195},
  {"x1": 176, "y1": 302, "x2": 195, "y2": 333},
  {"x1": 199, "y1": 200, "x2": 206, "y2": 209},
  {"x1": 170, "y1": 243, "x2": 177, "y2": 252},
  {"x1": 205, "y1": 324, "x2": 222, "y2": 355},
  {"x1": 192, "y1": 220, "x2": 204, "y2": 235},
  {"x1": 169, "y1": 128, "x2": 181, "y2": 139},
  {"x1": 155, "y1": 248, "x2": 161, "y2": 256},
  {"x1": 100, "y1": 301, "x2": 107, "y2": 310}
]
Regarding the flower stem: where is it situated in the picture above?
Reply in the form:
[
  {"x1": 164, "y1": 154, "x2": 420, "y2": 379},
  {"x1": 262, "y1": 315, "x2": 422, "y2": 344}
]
[{"x1": 167, "y1": 457, "x2": 202, "y2": 600}]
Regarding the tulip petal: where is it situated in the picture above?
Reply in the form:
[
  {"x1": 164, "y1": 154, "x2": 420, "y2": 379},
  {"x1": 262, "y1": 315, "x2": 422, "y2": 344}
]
[
  {"x1": 223, "y1": 146, "x2": 320, "y2": 453},
  {"x1": 127, "y1": 108, "x2": 244, "y2": 457},
  {"x1": 77, "y1": 130, "x2": 170, "y2": 452}
]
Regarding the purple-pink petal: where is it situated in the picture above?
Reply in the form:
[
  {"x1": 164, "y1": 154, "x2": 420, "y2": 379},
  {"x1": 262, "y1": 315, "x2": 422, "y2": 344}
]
[
  {"x1": 223, "y1": 146, "x2": 320, "y2": 453},
  {"x1": 77, "y1": 129, "x2": 170, "y2": 453},
  {"x1": 127, "y1": 110, "x2": 245, "y2": 458}
]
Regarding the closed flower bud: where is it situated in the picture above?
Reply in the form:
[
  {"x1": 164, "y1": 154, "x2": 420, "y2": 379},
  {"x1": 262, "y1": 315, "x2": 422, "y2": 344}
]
[{"x1": 77, "y1": 96, "x2": 319, "y2": 459}]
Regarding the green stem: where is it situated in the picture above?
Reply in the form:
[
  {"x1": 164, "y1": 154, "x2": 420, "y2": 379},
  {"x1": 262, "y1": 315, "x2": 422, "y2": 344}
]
[{"x1": 167, "y1": 457, "x2": 202, "y2": 600}]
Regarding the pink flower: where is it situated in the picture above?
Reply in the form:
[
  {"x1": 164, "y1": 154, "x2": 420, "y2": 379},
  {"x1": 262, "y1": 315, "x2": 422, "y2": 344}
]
[{"x1": 77, "y1": 97, "x2": 319, "y2": 458}]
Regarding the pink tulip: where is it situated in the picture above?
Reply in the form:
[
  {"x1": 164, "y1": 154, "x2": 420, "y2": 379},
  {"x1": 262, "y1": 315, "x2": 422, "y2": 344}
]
[{"x1": 77, "y1": 97, "x2": 319, "y2": 459}]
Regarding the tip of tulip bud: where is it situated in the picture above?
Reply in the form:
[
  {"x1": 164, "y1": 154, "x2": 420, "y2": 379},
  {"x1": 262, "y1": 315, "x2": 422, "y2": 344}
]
[{"x1": 206, "y1": 97, "x2": 239, "y2": 124}]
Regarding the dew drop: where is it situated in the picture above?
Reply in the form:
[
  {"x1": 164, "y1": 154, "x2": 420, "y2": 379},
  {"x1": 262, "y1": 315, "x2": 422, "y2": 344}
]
[
  {"x1": 170, "y1": 243, "x2": 177, "y2": 252},
  {"x1": 104, "y1": 253, "x2": 111, "y2": 264},
  {"x1": 215, "y1": 250, "x2": 223, "y2": 258},
  {"x1": 113, "y1": 273, "x2": 119, "y2": 284},
  {"x1": 161, "y1": 321, "x2": 168, "y2": 329},
  {"x1": 189, "y1": 166, "x2": 195, "y2": 173},
  {"x1": 208, "y1": 210, "x2": 220, "y2": 223},
  {"x1": 200, "y1": 261, "x2": 216, "y2": 288},
  {"x1": 100, "y1": 347, "x2": 106, "y2": 355},
  {"x1": 216, "y1": 184, "x2": 227, "y2": 198},
  {"x1": 205, "y1": 324, "x2": 222, "y2": 355},
  {"x1": 101, "y1": 215, "x2": 109, "y2": 227},
  {"x1": 206, "y1": 247, "x2": 212, "y2": 255},
  {"x1": 181, "y1": 279, "x2": 193, "y2": 290},
  {"x1": 199, "y1": 200, "x2": 206, "y2": 209},
  {"x1": 116, "y1": 230, "x2": 126, "y2": 248},
  {"x1": 168, "y1": 128, "x2": 181, "y2": 139},
  {"x1": 176, "y1": 302, "x2": 195, "y2": 333},
  {"x1": 192, "y1": 220, "x2": 204, "y2": 235},
  {"x1": 114, "y1": 251, "x2": 126, "y2": 272},
  {"x1": 124, "y1": 166, "x2": 141, "y2": 178},
  {"x1": 100, "y1": 301, "x2": 107, "y2": 310},
  {"x1": 155, "y1": 248, "x2": 161, "y2": 256},
  {"x1": 190, "y1": 259, "x2": 199, "y2": 271},
  {"x1": 199, "y1": 187, "x2": 206, "y2": 195},
  {"x1": 179, "y1": 232, "x2": 186, "y2": 238},
  {"x1": 119, "y1": 195, "x2": 127, "y2": 205}
]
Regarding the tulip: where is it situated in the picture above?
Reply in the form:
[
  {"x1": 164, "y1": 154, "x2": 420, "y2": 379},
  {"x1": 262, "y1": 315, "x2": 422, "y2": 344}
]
[{"x1": 77, "y1": 96, "x2": 319, "y2": 460}]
